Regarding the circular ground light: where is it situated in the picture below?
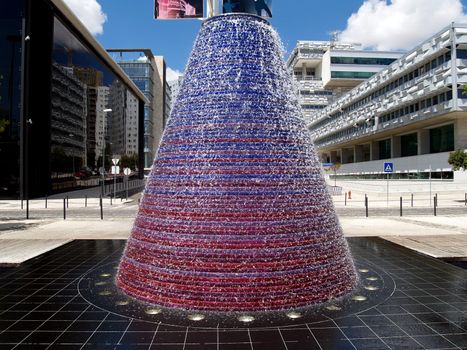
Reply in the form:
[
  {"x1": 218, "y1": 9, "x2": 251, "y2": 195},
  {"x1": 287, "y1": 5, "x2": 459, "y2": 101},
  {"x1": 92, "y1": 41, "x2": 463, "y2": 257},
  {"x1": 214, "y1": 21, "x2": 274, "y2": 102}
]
[{"x1": 78, "y1": 259, "x2": 395, "y2": 329}]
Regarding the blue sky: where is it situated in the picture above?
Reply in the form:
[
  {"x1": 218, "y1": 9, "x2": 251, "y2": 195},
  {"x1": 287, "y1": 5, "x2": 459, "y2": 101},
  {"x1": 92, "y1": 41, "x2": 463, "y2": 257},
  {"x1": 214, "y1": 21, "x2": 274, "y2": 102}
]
[
  {"x1": 69, "y1": 0, "x2": 467, "y2": 79},
  {"x1": 97, "y1": 0, "x2": 363, "y2": 72}
]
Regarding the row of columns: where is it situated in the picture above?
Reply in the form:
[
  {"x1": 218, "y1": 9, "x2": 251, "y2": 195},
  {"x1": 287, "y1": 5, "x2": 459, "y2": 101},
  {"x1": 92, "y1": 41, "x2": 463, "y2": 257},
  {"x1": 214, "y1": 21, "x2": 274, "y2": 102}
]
[{"x1": 324, "y1": 128, "x2": 434, "y2": 164}]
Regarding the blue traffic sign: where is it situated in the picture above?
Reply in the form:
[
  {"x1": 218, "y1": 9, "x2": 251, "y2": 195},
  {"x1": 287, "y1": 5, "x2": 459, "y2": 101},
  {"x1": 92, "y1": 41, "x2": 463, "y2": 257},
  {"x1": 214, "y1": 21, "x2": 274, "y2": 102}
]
[{"x1": 383, "y1": 162, "x2": 394, "y2": 173}]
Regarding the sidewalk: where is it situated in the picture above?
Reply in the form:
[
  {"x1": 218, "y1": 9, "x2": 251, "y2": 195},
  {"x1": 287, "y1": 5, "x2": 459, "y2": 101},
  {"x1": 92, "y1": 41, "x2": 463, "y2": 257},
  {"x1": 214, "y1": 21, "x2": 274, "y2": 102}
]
[
  {"x1": 2, "y1": 215, "x2": 466, "y2": 240},
  {"x1": 1, "y1": 214, "x2": 466, "y2": 264}
]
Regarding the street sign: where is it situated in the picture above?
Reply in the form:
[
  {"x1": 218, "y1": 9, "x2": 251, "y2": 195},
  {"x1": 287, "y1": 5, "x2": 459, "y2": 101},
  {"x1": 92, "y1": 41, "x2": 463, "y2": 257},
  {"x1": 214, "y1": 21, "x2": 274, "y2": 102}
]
[
  {"x1": 111, "y1": 166, "x2": 120, "y2": 175},
  {"x1": 124, "y1": 168, "x2": 131, "y2": 176},
  {"x1": 383, "y1": 162, "x2": 394, "y2": 173},
  {"x1": 112, "y1": 158, "x2": 120, "y2": 165},
  {"x1": 322, "y1": 163, "x2": 335, "y2": 167}
]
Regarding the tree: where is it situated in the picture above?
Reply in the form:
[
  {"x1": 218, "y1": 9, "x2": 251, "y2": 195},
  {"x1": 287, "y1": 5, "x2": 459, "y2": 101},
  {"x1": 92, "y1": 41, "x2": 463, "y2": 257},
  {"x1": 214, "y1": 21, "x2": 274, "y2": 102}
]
[
  {"x1": 324, "y1": 162, "x2": 342, "y2": 187},
  {"x1": 448, "y1": 149, "x2": 467, "y2": 171},
  {"x1": 120, "y1": 153, "x2": 139, "y2": 171},
  {"x1": 96, "y1": 143, "x2": 113, "y2": 171},
  {"x1": 0, "y1": 119, "x2": 9, "y2": 135},
  {"x1": 329, "y1": 162, "x2": 342, "y2": 187},
  {"x1": 87, "y1": 149, "x2": 96, "y2": 169}
]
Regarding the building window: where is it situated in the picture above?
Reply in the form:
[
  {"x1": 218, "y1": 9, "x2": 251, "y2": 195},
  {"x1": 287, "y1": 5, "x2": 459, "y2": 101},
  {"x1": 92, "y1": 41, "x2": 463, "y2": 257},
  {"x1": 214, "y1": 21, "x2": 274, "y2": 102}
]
[
  {"x1": 457, "y1": 49, "x2": 467, "y2": 59},
  {"x1": 379, "y1": 139, "x2": 391, "y2": 159},
  {"x1": 401, "y1": 133, "x2": 418, "y2": 157},
  {"x1": 430, "y1": 124, "x2": 454, "y2": 153},
  {"x1": 330, "y1": 57, "x2": 397, "y2": 65},
  {"x1": 447, "y1": 90, "x2": 453, "y2": 100},
  {"x1": 0, "y1": 0, "x2": 24, "y2": 198},
  {"x1": 51, "y1": 17, "x2": 141, "y2": 193},
  {"x1": 301, "y1": 104, "x2": 325, "y2": 110},
  {"x1": 331, "y1": 71, "x2": 376, "y2": 79}
]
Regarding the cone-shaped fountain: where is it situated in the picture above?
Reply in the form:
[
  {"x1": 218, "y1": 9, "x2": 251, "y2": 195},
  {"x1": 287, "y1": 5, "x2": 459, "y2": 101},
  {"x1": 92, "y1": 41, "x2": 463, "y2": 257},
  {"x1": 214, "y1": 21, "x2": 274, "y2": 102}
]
[{"x1": 117, "y1": 14, "x2": 358, "y2": 312}]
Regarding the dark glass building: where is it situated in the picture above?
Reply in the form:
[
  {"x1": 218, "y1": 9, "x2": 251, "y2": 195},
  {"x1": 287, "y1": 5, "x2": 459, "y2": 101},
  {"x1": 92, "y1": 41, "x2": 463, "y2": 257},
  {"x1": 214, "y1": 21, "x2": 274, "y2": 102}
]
[{"x1": 0, "y1": 0, "x2": 147, "y2": 199}]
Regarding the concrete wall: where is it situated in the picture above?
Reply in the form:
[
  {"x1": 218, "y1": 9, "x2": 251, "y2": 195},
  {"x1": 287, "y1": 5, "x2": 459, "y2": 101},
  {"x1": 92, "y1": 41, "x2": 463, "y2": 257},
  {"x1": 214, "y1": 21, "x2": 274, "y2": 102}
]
[
  {"x1": 321, "y1": 51, "x2": 331, "y2": 86},
  {"x1": 335, "y1": 179, "x2": 467, "y2": 194},
  {"x1": 337, "y1": 152, "x2": 452, "y2": 174},
  {"x1": 152, "y1": 56, "x2": 166, "y2": 155},
  {"x1": 455, "y1": 117, "x2": 467, "y2": 149}
]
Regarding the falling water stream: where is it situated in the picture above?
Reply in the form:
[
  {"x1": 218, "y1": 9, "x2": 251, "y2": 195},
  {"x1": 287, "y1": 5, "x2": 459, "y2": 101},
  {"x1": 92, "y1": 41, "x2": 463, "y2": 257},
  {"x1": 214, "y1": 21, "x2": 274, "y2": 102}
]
[{"x1": 116, "y1": 14, "x2": 358, "y2": 312}]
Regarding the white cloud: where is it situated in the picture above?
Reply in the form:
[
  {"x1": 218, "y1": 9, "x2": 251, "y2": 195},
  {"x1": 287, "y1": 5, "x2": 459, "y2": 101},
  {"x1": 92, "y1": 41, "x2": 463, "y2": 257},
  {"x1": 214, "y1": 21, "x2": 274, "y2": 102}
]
[
  {"x1": 63, "y1": 0, "x2": 107, "y2": 36},
  {"x1": 166, "y1": 67, "x2": 183, "y2": 82},
  {"x1": 340, "y1": 0, "x2": 467, "y2": 51}
]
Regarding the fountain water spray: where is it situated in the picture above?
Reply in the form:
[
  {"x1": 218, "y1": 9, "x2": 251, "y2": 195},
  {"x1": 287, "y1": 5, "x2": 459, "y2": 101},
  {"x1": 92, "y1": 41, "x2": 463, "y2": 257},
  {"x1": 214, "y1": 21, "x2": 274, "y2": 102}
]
[{"x1": 117, "y1": 13, "x2": 358, "y2": 311}]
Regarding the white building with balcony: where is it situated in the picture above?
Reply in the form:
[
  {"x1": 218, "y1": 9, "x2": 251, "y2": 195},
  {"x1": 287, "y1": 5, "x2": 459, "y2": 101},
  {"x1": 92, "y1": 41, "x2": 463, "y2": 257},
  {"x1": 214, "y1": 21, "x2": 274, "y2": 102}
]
[
  {"x1": 287, "y1": 41, "x2": 402, "y2": 124},
  {"x1": 307, "y1": 23, "x2": 467, "y2": 184}
]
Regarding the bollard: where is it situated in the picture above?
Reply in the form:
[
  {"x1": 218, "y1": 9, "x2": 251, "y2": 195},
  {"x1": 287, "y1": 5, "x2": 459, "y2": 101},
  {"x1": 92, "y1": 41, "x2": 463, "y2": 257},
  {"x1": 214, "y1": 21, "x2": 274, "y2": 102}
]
[
  {"x1": 465, "y1": 193, "x2": 467, "y2": 206},
  {"x1": 411, "y1": 193, "x2": 413, "y2": 207},
  {"x1": 85, "y1": 195, "x2": 87, "y2": 208},
  {"x1": 400, "y1": 196, "x2": 403, "y2": 217},
  {"x1": 21, "y1": 199, "x2": 23, "y2": 210},
  {"x1": 63, "y1": 198, "x2": 66, "y2": 220},
  {"x1": 110, "y1": 196, "x2": 113, "y2": 206},
  {"x1": 66, "y1": 196, "x2": 69, "y2": 208},
  {"x1": 365, "y1": 195, "x2": 369, "y2": 218},
  {"x1": 26, "y1": 199, "x2": 29, "y2": 220},
  {"x1": 45, "y1": 195, "x2": 48, "y2": 209},
  {"x1": 434, "y1": 196, "x2": 437, "y2": 216},
  {"x1": 345, "y1": 192, "x2": 347, "y2": 206},
  {"x1": 100, "y1": 196, "x2": 103, "y2": 220}
]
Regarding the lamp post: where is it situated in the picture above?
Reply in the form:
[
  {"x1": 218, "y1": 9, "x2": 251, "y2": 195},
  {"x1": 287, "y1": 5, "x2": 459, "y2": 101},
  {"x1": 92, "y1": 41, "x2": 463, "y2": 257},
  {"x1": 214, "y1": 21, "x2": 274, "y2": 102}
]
[{"x1": 101, "y1": 109, "x2": 112, "y2": 196}]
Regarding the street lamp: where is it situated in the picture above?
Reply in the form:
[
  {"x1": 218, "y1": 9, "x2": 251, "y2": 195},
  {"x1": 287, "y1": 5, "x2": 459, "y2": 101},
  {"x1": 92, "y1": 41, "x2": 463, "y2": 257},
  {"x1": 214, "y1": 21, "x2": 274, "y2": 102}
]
[{"x1": 101, "y1": 108, "x2": 112, "y2": 196}]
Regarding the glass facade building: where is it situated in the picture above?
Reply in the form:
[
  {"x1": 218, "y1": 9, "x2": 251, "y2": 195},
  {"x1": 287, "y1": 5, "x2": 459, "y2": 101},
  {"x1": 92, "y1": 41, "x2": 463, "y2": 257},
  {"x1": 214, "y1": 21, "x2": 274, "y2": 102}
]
[
  {"x1": 0, "y1": 1, "x2": 24, "y2": 198},
  {"x1": 0, "y1": 0, "x2": 146, "y2": 199},
  {"x1": 108, "y1": 49, "x2": 170, "y2": 171},
  {"x1": 116, "y1": 58, "x2": 155, "y2": 168}
]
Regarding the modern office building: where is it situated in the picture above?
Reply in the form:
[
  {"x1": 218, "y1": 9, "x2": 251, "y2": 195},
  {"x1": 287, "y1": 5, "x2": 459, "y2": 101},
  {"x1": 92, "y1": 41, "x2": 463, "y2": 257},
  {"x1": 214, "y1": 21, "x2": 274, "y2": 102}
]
[
  {"x1": 287, "y1": 41, "x2": 402, "y2": 124},
  {"x1": 307, "y1": 23, "x2": 467, "y2": 183},
  {"x1": 0, "y1": 0, "x2": 148, "y2": 199},
  {"x1": 108, "y1": 49, "x2": 171, "y2": 168},
  {"x1": 169, "y1": 75, "x2": 184, "y2": 110},
  {"x1": 165, "y1": 81, "x2": 172, "y2": 127},
  {"x1": 50, "y1": 63, "x2": 87, "y2": 170}
]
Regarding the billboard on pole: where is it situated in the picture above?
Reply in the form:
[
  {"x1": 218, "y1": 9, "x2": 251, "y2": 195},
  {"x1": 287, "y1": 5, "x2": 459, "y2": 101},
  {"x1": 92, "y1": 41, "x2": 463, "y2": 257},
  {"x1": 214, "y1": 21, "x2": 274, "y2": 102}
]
[
  {"x1": 222, "y1": 0, "x2": 272, "y2": 18},
  {"x1": 155, "y1": 0, "x2": 204, "y2": 19}
]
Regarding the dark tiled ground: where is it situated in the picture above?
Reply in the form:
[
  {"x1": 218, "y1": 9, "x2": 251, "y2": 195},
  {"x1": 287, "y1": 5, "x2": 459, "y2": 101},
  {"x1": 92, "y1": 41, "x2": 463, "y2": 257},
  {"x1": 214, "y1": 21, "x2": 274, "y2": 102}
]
[{"x1": 0, "y1": 238, "x2": 466, "y2": 350}]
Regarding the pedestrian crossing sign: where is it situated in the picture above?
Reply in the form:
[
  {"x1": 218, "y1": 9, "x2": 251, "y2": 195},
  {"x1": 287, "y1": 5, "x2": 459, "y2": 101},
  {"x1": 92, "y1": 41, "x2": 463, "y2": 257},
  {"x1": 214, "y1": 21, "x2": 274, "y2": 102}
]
[{"x1": 384, "y1": 162, "x2": 394, "y2": 173}]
